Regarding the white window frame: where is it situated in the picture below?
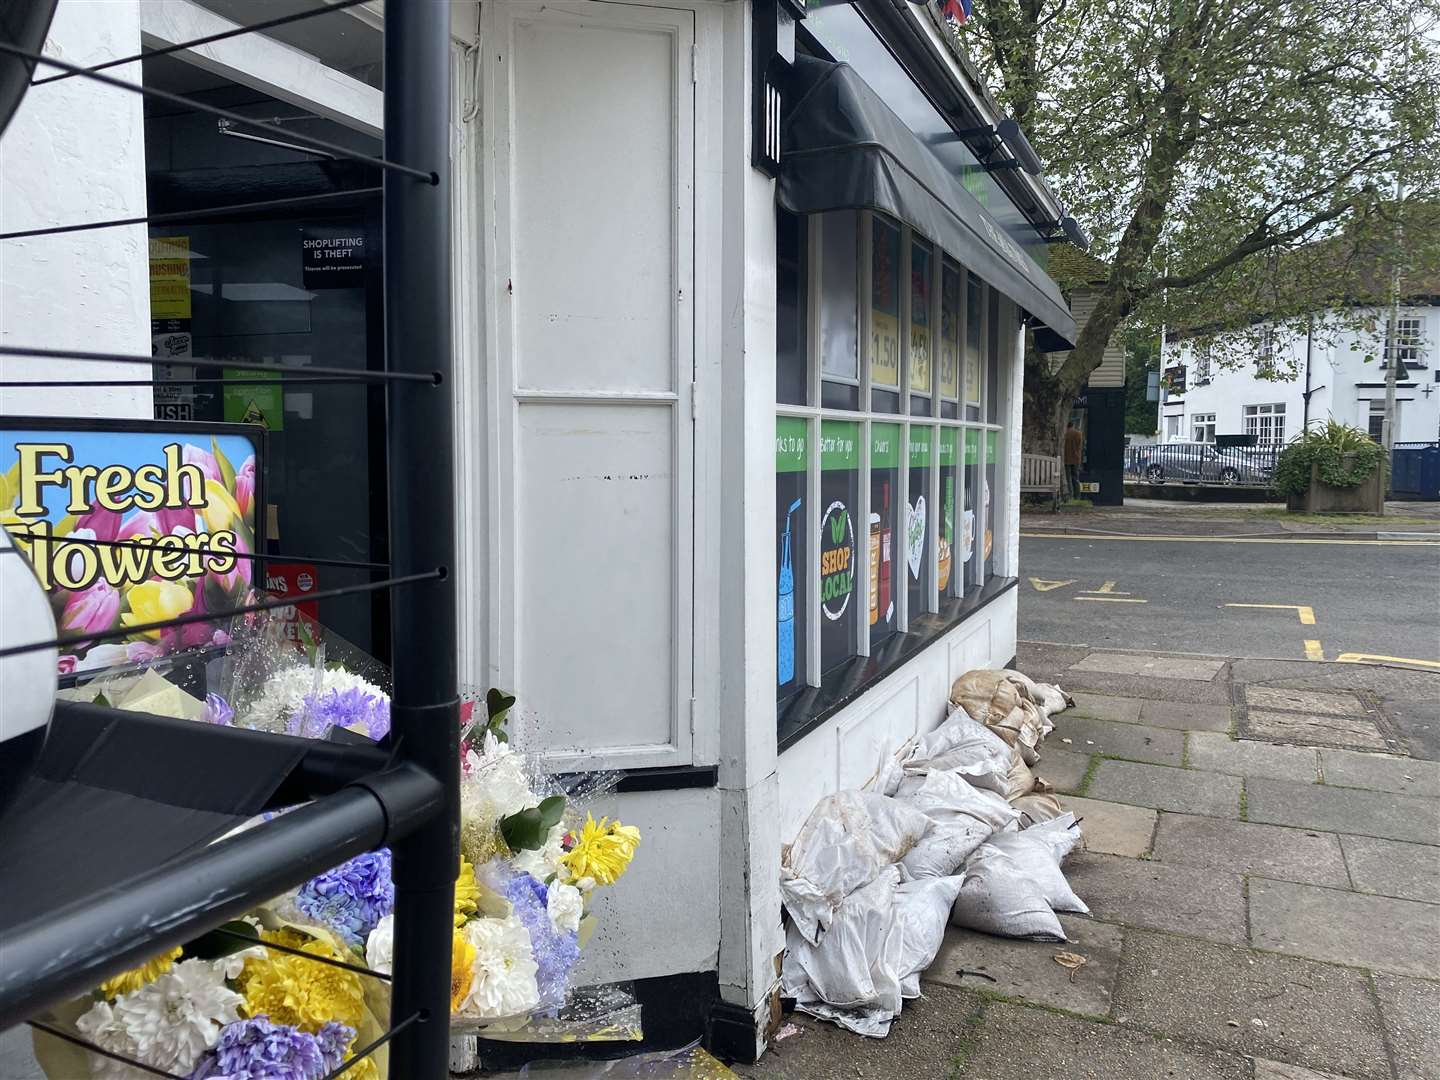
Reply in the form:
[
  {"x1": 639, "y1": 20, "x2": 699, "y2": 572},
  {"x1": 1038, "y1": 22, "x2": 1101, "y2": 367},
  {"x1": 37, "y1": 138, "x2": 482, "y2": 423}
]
[
  {"x1": 1387, "y1": 315, "x2": 1424, "y2": 367},
  {"x1": 1192, "y1": 412, "x2": 1216, "y2": 443},
  {"x1": 1244, "y1": 403, "x2": 1286, "y2": 445}
]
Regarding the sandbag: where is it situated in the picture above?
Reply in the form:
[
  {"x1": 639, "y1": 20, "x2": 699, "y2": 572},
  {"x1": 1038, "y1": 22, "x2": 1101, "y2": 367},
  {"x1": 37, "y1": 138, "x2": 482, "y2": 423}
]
[
  {"x1": 949, "y1": 669, "x2": 1029, "y2": 727},
  {"x1": 1004, "y1": 669, "x2": 1072, "y2": 718},
  {"x1": 901, "y1": 710, "x2": 1013, "y2": 795},
  {"x1": 982, "y1": 814, "x2": 1087, "y2": 913},
  {"x1": 986, "y1": 699, "x2": 1046, "y2": 765},
  {"x1": 870, "y1": 748, "x2": 906, "y2": 797},
  {"x1": 949, "y1": 846, "x2": 1066, "y2": 941},
  {"x1": 1012, "y1": 791, "x2": 1065, "y2": 827},
  {"x1": 895, "y1": 874, "x2": 966, "y2": 998},
  {"x1": 782, "y1": 866, "x2": 905, "y2": 1038},
  {"x1": 781, "y1": 791, "x2": 932, "y2": 944},
  {"x1": 1003, "y1": 751, "x2": 1038, "y2": 802},
  {"x1": 895, "y1": 772, "x2": 1019, "y2": 878}
]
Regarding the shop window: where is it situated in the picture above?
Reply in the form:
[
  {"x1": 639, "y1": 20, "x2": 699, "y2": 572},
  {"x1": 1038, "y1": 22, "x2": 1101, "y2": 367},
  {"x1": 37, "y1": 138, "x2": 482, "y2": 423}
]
[
  {"x1": 938, "y1": 428, "x2": 959, "y2": 599},
  {"x1": 939, "y1": 260, "x2": 961, "y2": 419},
  {"x1": 906, "y1": 426, "x2": 933, "y2": 621},
  {"x1": 984, "y1": 429, "x2": 998, "y2": 578},
  {"x1": 776, "y1": 417, "x2": 809, "y2": 703},
  {"x1": 964, "y1": 272, "x2": 984, "y2": 420},
  {"x1": 963, "y1": 428, "x2": 981, "y2": 590},
  {"x1": 986, "y1": 286, "x2": 1001, "y2": 422},
  {"x1": 819, "y1": 212, "x2": 859, "y2": 386},
  {"x1": 909, "y1": 240, "x2": 934, "y2": 414},
  {"x1": 869, "y1": 215, "x2": 902, "y2": 412},
  {"x1": 820, "y1": 421, "x2": 862, "y2": 674},
  {"x1": 776, "y1": 209, "x2": 809, "y2": 405},
  {"x1": 869, "y1": 422, "x2": 901, "y2": 646}
]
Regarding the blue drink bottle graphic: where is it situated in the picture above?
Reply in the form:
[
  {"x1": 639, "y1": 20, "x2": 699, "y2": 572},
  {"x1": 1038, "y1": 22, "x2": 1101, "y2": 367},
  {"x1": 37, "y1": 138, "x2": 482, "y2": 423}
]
[{"x1": 778, "y1": 498, "x2": 802, "y2": 686}]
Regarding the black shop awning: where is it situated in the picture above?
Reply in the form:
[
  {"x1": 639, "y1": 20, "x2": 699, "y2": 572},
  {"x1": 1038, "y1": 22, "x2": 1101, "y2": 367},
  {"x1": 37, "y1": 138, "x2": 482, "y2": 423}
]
[{"x1": 778, "y1": 55, "x2": 1077, "y2": 351}]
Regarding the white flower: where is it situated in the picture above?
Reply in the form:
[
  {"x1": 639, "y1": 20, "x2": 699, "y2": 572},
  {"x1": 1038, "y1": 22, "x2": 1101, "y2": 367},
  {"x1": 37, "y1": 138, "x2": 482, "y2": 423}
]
[
  {"x1": 366, "y1": 913, "x2": 396, "y2": 975},
  {"x1": 75, "y1": 644, "x2": 134, "y2": 673},
  {"x1": 511, "y1": 821, "x2": 567, "y2": 881},
  {"x1": 211, "y1": 945, "x2": 265, "y2": 981},
  {"x1": 455, "y1": 915, "x2": 540, "y2": 1021},
  {"x1": 106, "y1": 958, "x2": 245, "y2": 1076},
  {"x1": 75, "y1": 1001, "x2": 142, "y2": 1080},
  {"x1": 460, "y1": 733, "x2": 538, "y2": 829},
  {"x1": 546, "y1": 881, "x2": 584, "y2": 935},
  {"x1": 241, "y1": 665, "x2": 386, "y2": 732}
]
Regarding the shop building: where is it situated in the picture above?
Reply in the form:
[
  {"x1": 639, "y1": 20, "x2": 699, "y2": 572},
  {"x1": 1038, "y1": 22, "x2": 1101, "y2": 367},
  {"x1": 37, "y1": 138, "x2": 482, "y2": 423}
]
[{"x1": 1, "y1": 0, "x2": 1077, "y2": 1059}]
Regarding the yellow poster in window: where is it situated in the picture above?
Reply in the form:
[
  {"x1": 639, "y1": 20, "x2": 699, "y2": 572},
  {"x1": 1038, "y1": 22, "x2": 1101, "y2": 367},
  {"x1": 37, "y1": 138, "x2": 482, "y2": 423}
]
[
  {"x1": 965, "y1": 348, "x2": 982, "y2": 407},
  {"x1": 148, "y1": 236, "x2": 192, "y2": 320},
  {"x1": 940, "y1": 338, "x2": 959, "y2": 399},
  {"x1": 871, "y1": 310, "x2": 900, "y2": 388},
  {"x1": 910, "y1": 323, "x2": 931, "y2": 396}
]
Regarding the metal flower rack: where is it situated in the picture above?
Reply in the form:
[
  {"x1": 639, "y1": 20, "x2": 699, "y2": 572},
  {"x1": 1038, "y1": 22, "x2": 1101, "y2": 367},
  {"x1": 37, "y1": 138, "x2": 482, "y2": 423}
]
[{"x1": 0, "y1": 3, "x2": 458, "y2": 1075}]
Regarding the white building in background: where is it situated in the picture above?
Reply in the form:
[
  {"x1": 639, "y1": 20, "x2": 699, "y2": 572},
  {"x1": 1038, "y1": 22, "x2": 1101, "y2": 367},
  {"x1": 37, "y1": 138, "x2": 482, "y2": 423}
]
[{"x1": 1160, "y1": 302, "x2": 1440, "y2": 446}]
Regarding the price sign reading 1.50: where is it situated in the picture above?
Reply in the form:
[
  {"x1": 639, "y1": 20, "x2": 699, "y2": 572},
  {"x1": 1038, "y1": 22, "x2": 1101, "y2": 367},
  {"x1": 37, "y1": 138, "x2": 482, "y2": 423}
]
[{"x1": 871, "y1": 310, "x2": 901, "y2": 389}]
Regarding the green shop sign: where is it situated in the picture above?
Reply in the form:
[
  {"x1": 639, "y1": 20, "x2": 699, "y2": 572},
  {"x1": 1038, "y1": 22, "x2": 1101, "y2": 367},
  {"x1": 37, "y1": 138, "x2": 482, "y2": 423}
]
[
  {"x1": 964, "y1": 428, "x2": 981, "y2": 465},
  {"x1": 776, "y1": 417, "x2": 807, "y2": 473},
  {"x1": 871, "y1": 423, "x2": 901, "y2": 469},
  {"x1": 821, "y1": 420, "x2": 860, "y2": 470},
  {"x1": 908, "y1": 429, "x2": 932, "y2": 468},
  {"x1": 986, "y1": 430, "x2": 999, "y2": 460},
  {"x1": 939, "y1": 428, "x2": 958, "y2": 467}
]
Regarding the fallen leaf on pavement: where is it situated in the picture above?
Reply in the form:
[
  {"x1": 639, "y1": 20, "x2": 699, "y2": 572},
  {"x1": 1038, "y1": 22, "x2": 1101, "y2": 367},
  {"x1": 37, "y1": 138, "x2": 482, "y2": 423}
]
[{"x1": 1054, "y1": 951, "x2": 1088, "y2": 981}]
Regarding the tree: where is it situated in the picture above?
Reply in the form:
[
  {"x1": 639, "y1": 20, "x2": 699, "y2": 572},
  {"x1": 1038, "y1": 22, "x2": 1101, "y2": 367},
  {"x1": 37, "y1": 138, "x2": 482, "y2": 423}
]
[
  {"x1": 1121, "y1": 330, "x2": 1159, "y2": 436},
  {"x1": 963, "y1": 0, "x2": 1440, "y2": 452}
]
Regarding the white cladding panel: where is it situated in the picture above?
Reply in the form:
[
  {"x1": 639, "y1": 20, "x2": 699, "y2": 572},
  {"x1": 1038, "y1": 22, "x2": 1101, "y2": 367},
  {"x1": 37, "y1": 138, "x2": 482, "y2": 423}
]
[{"x1": 512, "y1": 17, "x2": 681, "y2": 393}]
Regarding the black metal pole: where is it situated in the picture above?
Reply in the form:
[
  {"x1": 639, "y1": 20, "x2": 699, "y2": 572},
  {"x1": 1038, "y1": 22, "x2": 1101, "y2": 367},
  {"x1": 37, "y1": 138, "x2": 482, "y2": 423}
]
[{"x1": 383, "y1": 4, "x2": 459, "y2": 1078}]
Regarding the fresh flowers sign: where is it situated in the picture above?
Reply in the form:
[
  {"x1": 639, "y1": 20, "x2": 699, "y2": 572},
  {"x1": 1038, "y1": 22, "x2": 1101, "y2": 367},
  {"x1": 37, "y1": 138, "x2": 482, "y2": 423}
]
[{"x1": 0, "y1": 420, "x2": 262, "y2": 673}]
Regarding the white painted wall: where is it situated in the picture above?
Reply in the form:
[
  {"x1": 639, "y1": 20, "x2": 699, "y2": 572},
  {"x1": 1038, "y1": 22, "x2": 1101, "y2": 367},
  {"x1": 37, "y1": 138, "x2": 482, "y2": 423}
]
[
  {"x1": 1166, "y1": 306, "x2": 1440, "y2": 445},
  {"x1": 0, "y1": 0, "x2": 151, "y2": 420}
]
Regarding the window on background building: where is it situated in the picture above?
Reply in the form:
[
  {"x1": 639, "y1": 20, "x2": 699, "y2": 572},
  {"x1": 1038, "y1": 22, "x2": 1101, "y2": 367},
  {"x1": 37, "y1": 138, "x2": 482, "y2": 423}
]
[
  {"x1": 1192, "y1": 412, "x2": 1216, "y2": 443},
  {"x1": 1193, "y1": 347, "x2": 1214, "y2": 385},
  {"x1": 775, "y1": 209, "x2": 1009, "y2": 726},
  {"x1": 1387, "y1": 316, "x2": 1424, "y2": 368},
  {"x1": 1244, "y1": 403, "x2": 1286, "y2": 445},
  {"x1": 1165, "y1": 415, "x2": 1182, "y2": 441},
  {"x1": 1367, "y1": 400, "x2": 1387, "y2": 442},
  {"x1": 1256, "y1": 327, "x2": 1278, "y2": 377}
]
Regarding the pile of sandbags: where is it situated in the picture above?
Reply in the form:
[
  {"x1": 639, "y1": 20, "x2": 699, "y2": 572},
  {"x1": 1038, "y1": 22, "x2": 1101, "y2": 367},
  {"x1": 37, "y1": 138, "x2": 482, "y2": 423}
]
[{"x1": 779, "y1": 667, "x2": 1081, "y2": 1037}]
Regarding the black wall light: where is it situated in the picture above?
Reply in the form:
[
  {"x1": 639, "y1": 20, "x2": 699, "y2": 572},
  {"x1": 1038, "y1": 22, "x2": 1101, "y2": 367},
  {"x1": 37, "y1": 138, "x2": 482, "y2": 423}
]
[{"x1": 752, "y1": 0, "x2": 806, "y2": 176}]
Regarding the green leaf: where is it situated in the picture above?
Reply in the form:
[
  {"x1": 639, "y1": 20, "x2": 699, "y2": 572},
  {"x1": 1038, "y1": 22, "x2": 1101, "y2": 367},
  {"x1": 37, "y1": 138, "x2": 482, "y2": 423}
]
[
  {"x1": 500, "y1": 806, "x2": 548, "y2": 851},
  {"x1": 185, "y1": 920, "x2": 260, "y2": 961},
  {"x1": 91, "y1": 691, "x2": 112, "y2": 708},
  {"x1": 212, "y1": 437, "x2": 237, "y2": 493},
  {"x1": 538, "y1": 795, "x2": 565, "y2": 829}
]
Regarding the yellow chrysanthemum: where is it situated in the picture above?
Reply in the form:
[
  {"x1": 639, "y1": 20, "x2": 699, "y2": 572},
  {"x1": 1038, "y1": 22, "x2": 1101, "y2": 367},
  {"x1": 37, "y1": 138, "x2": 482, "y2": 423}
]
[
  {"x1": 99, "y1": 946, "x2": 183, "y2": 999},
  {"x1": 560, "y1": 814, "x2": 641, "y2": 887},
  {"x1": 450, "y1": 930, "x2": 477, "y2": 1011},
  {"x1": 454, "y1": 857, "x2": 480, "y2": 928}
]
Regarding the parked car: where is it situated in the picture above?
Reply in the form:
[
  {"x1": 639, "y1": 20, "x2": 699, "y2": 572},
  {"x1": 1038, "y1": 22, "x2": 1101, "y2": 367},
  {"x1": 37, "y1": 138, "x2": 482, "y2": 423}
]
[{"x1": 1130, "y1": 443, "x2": 1277, "y2": 485}]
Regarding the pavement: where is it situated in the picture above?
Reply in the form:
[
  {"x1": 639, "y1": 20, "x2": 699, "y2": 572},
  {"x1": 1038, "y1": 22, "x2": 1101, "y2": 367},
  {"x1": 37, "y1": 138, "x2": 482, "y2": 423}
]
[
  {"x1": 1017, "y1": 531, "x2": 1440, "y2": 669},
  {"x1": 1021, "y1": 499, "x2": 1440, "y2": 540},
  {"x1": 739, "y1": 645, "x2": 1440, "y2": 1080}
]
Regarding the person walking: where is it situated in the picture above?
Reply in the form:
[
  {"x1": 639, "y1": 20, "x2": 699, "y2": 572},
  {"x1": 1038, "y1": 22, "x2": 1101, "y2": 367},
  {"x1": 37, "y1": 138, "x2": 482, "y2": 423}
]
[{"x1": 1063, "y1": 420, "x2": 1083, "y2": 501}]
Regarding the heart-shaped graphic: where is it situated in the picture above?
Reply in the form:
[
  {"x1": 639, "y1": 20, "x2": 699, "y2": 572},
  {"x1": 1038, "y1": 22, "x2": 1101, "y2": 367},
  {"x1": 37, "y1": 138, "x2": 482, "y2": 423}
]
[{"x1": 906, "y1": 495, "x2": 926, "y2": 579}]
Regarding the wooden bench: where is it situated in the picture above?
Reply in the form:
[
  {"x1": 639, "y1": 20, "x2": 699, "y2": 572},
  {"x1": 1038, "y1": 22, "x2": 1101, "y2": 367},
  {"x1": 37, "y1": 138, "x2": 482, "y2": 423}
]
[{"x1": 1020, "y1": 453, "x2": 1062, "y2": 511}]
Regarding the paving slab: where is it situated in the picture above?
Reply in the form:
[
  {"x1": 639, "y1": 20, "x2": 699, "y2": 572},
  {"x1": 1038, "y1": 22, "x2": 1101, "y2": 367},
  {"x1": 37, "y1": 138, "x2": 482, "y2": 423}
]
[
  {"x1": 1246, "y1": 687, "x2": 1369, "y2": 717},
  {"x1": 733, "y1": 985, "x2": 986, "y2": 1079},
  {"x1": 1151, "y1": 813, "x2": 1350, "y2": 888},
  {"x1": 1034, "y1": 747, "x2": 1092, "y2": 793},
  {"x1": 1339, "y1": 834, "x2": 1440, "y2": 904},
  {"x1": 1050, "y1": 715, "x2": 1185, "y2": 766},
  {"x1": 1246, "y1": 777, "x2": 1440, "y2": 844},
  {"x1": 1187, "y1": 732, "x2": 1321, "y2": 782},
  {"x1": 1254, "y1": 1062, "x2": 1357, "y2": 1080},
  {"x1": 1374, "y1": 974, "x2": 1440, "y2": 1080},
  {"x1": 956, "y1": 1000, "x2": 1251, "y2": 1080},
  {"x1": 1057, "y1": 796, "x2": 1157, "y2": 857},
  {"x1": 1085, "y1": 759, "x2": 1242, "y2": 818},
  {"x1": 1071, "y1": 652, "x2": 1226, "y2": 681},
  {"x1": 923, "y1": 915, "x2": 1121, "y2": 1018},
  {"x1": 1112, "y1": 929, "x2": 1392, "y2": 1080},
  {"x1": 1320, "y1": 749, "x2": 1440, "y2": 797},
  {"x1": 1248, "y1": 878, "x2": 1440, "y2": 979},
  {"x1": 1068, "y1": 692, "x2": 1143, "y2": 723},
  {"x1": 1139, "y1": 699, "x2": 1233, "y2": 732},
  {"x1": 1063, "y1": 851, "x2": 1248, "y2": 946},
  {"x1": 1247, "y1": 709, "x2": 1390, "y2": 751}
]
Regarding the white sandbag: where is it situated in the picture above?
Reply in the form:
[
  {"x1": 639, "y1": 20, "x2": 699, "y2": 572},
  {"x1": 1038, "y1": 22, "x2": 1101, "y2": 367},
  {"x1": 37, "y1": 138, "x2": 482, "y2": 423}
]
[
  {"x1": 949, "y1": 669, "x2": 1028, "y2": 727},
  {"x1": 895, "y1": 875, "x2": 966, "y2": 998},
  {"x1": 901, "y1": 710, "x2": 1013, "y2": 795},
  {"x1": 869, "y1": 748, "x2": 906, "y2": 797},
  {"x1": 1012, "y1": 791, "x2": 1065, "y2": 827},
  {"x1": 1004, "y1": 669, "x2": 1072, "y2": 718},
  {"x1": 782, "y1": 866, "x2": 905, "y2": 1037},
  {"x1": 949, "y1": 846, "x2": 1066, "y2": 941},
  {"x1": 982, "y1": 814, "x2": 1087, "y2": 913},
  {"x1": 780, "y1": 791, "x2": 932, "y2": 944},
  {"x1": 1002, "y1": 751, "x2": 1038, "y2": 802},
  {"x1": 986, "y1": 700, "x2": 1046, "y2": 765},
  {"x1": 896, "y1": 772, "x2": 1019, "y2": 878}
]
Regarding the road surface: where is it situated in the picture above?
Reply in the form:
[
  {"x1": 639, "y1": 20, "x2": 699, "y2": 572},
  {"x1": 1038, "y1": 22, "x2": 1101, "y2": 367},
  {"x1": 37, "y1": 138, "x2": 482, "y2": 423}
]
[{"x1": 1017, "y1": 532, "x2": 1440, "y2": 666}]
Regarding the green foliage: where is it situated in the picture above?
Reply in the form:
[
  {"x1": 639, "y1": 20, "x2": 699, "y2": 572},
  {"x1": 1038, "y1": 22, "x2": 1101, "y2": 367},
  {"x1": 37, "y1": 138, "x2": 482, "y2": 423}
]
[
  {"x1": 474, "y1": 687, "x2": 516, "y2": 744},
  {"x1": 1271, "y1": 420, "x2": 1385, "y2": 495},
  {"x1": 1122, "y1": 330, "x2": 1160, "y2": 435},
  {"x1": 501, "y1": 795, "x2": 566, "y2": 852}
]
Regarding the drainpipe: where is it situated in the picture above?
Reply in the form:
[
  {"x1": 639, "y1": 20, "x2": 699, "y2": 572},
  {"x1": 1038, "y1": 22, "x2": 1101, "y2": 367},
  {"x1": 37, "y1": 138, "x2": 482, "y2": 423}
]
[{"x1": 1302, "y1": 318, "x2": 1313, "y2": 429}]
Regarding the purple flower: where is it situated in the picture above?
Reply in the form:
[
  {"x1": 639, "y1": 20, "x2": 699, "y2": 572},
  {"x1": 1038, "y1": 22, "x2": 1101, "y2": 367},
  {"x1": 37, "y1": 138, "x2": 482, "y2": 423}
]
[
  {"x1": 202, "y1": 693, "x2": 234, "y2": 726},
  {"x1": 188, "y1": 1017, "x2": 353, "y2": 1080},
  {"x1": 290, "y1": 687, "x2": 390, "y2": 742},
  {"x1": 504, "y1": 871, "x2": 579, "y2": 1012},
  {"x1": 60, "y1": 579, "x2": 120, "y2": 638},
  {"x1": 294, "y1": 849, "x2": 394, "y2": 948}
]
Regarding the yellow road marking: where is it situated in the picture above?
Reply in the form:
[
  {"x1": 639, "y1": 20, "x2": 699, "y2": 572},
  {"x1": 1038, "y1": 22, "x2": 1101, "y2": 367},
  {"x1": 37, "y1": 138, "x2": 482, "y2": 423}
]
[
  {"x1": 1029, "y1": 577, "x2": 1076, "y2": 592},
  {"x1": 1224, "y1": 603, "x2": 1317, "y2": 625},
  {"x1": 1304, "y1": 640, "x2": 1325, "y2": 661},
  {"x1": 1337, "y1": 652, "x2": 1440, "y2": 670},
  {"x1": 1081, "y1": 581, "x2": 1130, "y2": 595},
  {"x1": 1021, "y1": 533, "x2": 1438, "y2": 547},
  {"x1": 1075, "y1": 596, "x2": 1148, "y2": 603}
]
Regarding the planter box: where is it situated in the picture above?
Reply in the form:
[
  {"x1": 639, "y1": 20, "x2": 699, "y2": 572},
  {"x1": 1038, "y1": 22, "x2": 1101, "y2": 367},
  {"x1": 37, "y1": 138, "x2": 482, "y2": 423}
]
[{"x1": 1285, "y1": 458, "x2": 1385, "y2": 514}]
